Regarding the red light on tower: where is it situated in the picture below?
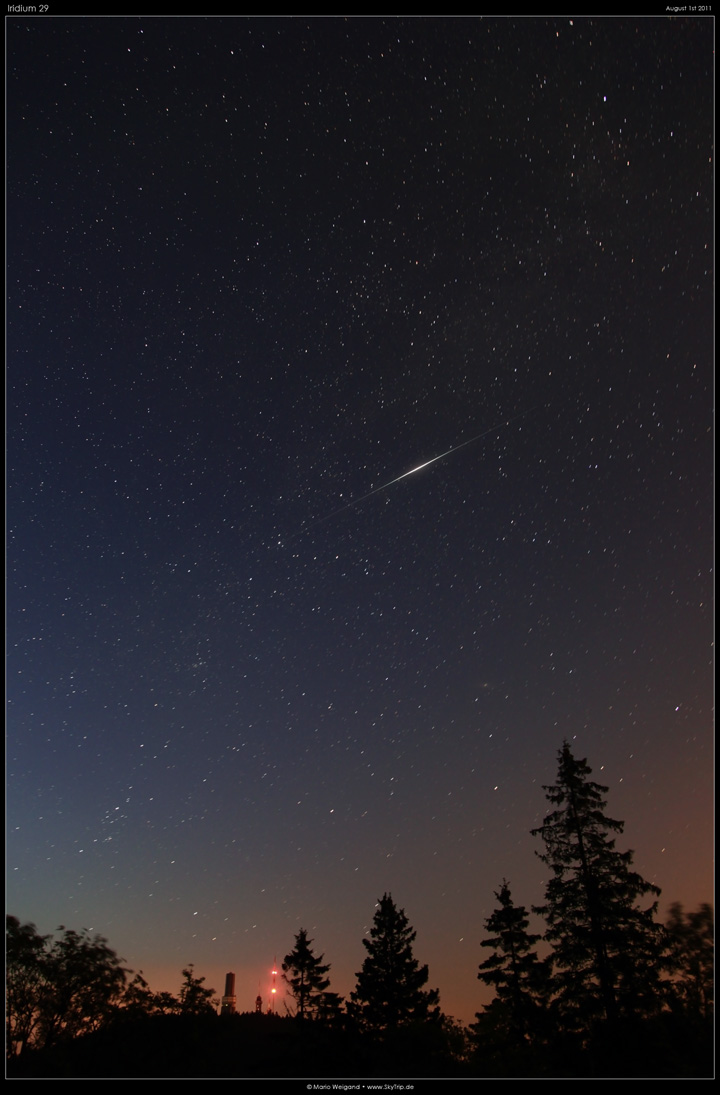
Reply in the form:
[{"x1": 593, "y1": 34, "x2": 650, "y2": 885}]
[{"x1": 269, "y1": 957, "x2": 278, "y2": 1014}]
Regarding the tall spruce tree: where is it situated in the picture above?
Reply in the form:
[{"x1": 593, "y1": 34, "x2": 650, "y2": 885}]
[
  {"x1": 475, "y1": 881, "x2": 546, "y2": 1044},
  {"x1": 532, "y1": 742, "x2": 664, "y2": 1029},
  {"x1": 349, "y1": 893, "x2": 440, "y2": 1033},
  {"x1": 282, "y1": 929, "x2": 333, "y2": 1020}
]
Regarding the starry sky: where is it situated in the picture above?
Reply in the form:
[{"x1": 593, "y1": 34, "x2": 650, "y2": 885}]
[{"x1": 7, "y1": 15, "x2": 714, "y2": 1027}]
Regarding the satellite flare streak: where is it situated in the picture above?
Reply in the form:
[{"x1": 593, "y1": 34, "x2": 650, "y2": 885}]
[{"x1": 290, "y1": 406, "x2": 534, "y2": 539}]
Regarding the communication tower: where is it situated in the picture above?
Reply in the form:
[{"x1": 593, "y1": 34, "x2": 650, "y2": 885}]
[{"x1": 269, "y1": 956, "x2": 278, "y2": 1013}]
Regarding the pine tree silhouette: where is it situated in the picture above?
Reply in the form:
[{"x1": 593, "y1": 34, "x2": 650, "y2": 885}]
[
  {"x1": 476, "y1": 880, "x2": 547, "y2": 1044},
  {"x1": 349, "y1": 893, "x2": 440, "y2": 1034},
  {"x1": 532, "y1": 742, "x2": 664, "y2": 1029},
  {"x1": 282, "y1": 929, "x2": 333, "y2": 1021}
]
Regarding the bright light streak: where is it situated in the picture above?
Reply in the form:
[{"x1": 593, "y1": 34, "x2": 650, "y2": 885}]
[{"x1": 286, "y1": 405, "x2": 535, "y2": 541}]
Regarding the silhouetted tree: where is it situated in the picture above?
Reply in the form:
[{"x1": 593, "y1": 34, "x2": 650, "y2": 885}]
[
  {"x1": 119, "y1": 971, "x2": 156, "y2": 1019},
  {"x1": 665, "y1": 902, "x2": 714, "y2": 1020},
  {"x1": 532, "y1": 742, "x2": 665, "y2": 1030},
  {"x1": 152, "y1": 990, "x2": 182, "y2": 1014},
  {"x1": 475, "y1": 880, "x2": 547, "y2": 1045},
  {"x1": 313, "y1": 990, "x2": 345, "y2": 1024},
  {"x1": 6, "y1": 916, "x2": 129, "y2": 1055},
  {"x1": 349, "y1": 893, "x2": 440, "y2": 1034},
  {"x1": 114, "y1": 973, "x2": 183, "y2": 1019},
  {"x1": 6, "y1": 916, "x2": 49, "y2": 1058},
  {"x1": 282, "y1": 929, "x2": 334, "y2": 1020},
  {"x1": 41, "y1": 925, "x2": 129, "y2": 1047},
  {"x1": 178, "y1": 964, "x2": 217, "y2": 1015}
]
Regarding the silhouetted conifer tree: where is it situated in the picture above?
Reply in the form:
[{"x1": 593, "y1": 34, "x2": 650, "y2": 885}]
[
  {"x1": 475, "y1": 880, "x2": 547, "y2": 1045},
  {"x1": 664, "y1": 902, "x2": 714, "y2": 1020},
  {"x1": 282, "y1": 929, "x2": 334, "y2": 1020},
  {"x1": 349, "y1": 893, "x2": 440, "y2": 1034},
  {"x1": 532, "y1": 742, "x2": 664, "y2": 1030}
]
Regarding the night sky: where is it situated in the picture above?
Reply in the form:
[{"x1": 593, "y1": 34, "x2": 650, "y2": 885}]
[{"x1": 7, "y1": 15, "x2": 713, "y2": 1026}]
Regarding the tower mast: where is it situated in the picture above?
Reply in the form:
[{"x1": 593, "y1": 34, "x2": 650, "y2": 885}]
[{"x1": 270, "y1": 956, "x2": 278, "y2": 1013}]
